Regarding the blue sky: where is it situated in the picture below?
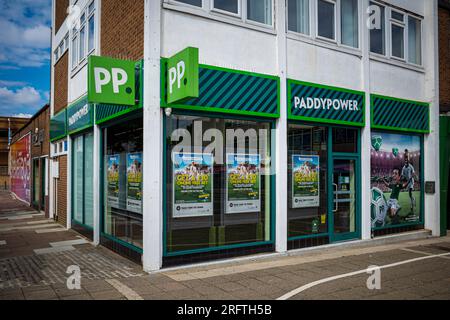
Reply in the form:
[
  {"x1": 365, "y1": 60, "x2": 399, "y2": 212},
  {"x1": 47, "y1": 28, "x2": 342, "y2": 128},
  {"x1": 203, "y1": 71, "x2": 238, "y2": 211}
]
[{"x1": 0, "y1": 0, "x2": 51, "y2": 118}]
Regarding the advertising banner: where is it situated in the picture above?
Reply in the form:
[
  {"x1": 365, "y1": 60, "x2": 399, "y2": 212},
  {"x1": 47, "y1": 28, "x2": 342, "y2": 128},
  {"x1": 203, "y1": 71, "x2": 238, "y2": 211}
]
[
  {"x1": 226, "y1": 154, "x2": 261, "y2": 214},
  {"x1": 370, "y1": 132, "x2": 422, "y2": 228},
  {"x1": 10, "y1": 134, "x2": 31, "y2": 204},
  {"x1": 126, "y1": 153, "x2": 142, "y2": 214},
  {"x1": 107, "y1": 155, "x2": 120, "y2": 209},
  {"x1": 172, "y1": 152, "x2": 213, "y2": 218},
  {"x1": 292, "y1": 155, "x2": 320, "y2": 208}
]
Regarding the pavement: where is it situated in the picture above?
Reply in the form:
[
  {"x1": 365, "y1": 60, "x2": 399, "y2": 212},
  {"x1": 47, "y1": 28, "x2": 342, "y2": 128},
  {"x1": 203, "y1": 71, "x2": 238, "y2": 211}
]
[{"x1": 0, "y1": 190, "x2": 449, "y2": 300}]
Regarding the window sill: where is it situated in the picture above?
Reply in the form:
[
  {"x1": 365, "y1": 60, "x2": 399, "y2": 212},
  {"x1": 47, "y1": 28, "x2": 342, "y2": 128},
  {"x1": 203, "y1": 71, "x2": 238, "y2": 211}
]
[
  {"x1": 369, "y1": 54, "x2": 425, "y2": 73},
  {"x1": 286, "y1": 32, "x2": 363, "y2": 59},
  {"x1": 163, "y1": 2, "x2": 276, "y2": 36}
]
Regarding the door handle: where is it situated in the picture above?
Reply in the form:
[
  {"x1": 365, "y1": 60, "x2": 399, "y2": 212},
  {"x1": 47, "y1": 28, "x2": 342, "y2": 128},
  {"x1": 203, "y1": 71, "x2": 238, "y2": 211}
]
[{"x1": 333, "y1": 183, "x2": 338, "y2": 212}]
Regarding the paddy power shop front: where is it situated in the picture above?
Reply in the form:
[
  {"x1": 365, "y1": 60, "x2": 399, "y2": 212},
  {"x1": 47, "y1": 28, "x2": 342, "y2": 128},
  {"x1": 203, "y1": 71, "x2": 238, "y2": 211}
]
[
  {"x1": 370, "y1": 95, "x2": 429, "y2": 236},
  {"x1": 162, "y1": 48, "x2": 279, "y2": 265},
  {"x1": 287, "y1": 80, "x2": 364, "y2": 249}
]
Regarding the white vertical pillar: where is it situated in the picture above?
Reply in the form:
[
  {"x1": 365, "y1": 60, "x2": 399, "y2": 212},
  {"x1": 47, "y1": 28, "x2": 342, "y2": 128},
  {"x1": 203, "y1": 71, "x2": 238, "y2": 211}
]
[
  {"x1": 142, "y1": 0, "x2": 163, "y2": 271},
  {"x1": 424, "y1": 0, "x2": 440, "y2": 236},
  {"x1": 360, "y1": 0, "x2": 372, "y2": 240},
  {"x1": 93, "y1": 122, "x2": 101, "y2": 245},
  {"x1": 275, "y1": 0, "x2": 288, "y2": 253},
  {"x1": 66, "y1": 137, "x2": 72, "y2": 230}
]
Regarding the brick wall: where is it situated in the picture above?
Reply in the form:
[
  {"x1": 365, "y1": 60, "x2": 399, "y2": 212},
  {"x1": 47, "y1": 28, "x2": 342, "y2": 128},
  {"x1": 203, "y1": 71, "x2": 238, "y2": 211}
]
[
  {"x1": 439, "y1": 6, "x2": 450, "y2": 113},
  {"x1": 54, "y1": 53, "x2": 68, "y2": 114},
  {"x1": 56, "y1": 155, "x2": 68, "y2": 227},
  {"x1": 55, "y1": 0, "x2": 69, "y2": 34},
  {"x1": 101, "y1": 0, "x2": 144, "y2": 61}
]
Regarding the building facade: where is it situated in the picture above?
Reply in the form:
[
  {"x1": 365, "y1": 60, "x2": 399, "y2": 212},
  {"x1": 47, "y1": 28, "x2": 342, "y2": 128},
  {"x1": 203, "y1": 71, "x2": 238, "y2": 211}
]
[
  {"x1": 9, "y1": 105, "x2": 51, "y2": 215},
  {"x1": 439, "y1": 0, "x2": 450, "y2": 236},
  {"x1": 50, "y1": 0, "x2": 441, "y2": 271},
  {"x1": 0, "y1": 117, "x2": 29, "y2": 191}
]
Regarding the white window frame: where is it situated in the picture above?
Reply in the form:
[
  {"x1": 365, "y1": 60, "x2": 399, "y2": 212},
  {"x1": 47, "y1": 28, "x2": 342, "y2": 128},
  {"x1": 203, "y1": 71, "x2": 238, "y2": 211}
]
[
  {"x1": 51, "y1": 139, "x2": 68, "y2": 158},
  {"x1": 338, "y1": 0, "x2": 360, "y2": 50},
  {"x1": 78, "y1": 12, "x2": 87, "y2": 63},
  {"x1": 368, "y1": 1, "x2": 387, "y2": 58},
  {"x1": 389, "y1": 8, "x2": 406, "y2": 62},
  {"x1": 168, "y1": 0, "x2": 274, "y2": 29},
  {"x1": 406, "y1": 15, "x2": 423, "y2": 67},
  {"x1": 286, "y1": 0, "x2": 313, "y2": 37},
  {"x1": 71, "y1": 31, "x2": 78, "y2": 71},
  {"x1": 211, "y1": 0, "x2": 241, "y2": 18},
  {"x1": 315, "y1": 0, "x2": 337, "y2": 43}
]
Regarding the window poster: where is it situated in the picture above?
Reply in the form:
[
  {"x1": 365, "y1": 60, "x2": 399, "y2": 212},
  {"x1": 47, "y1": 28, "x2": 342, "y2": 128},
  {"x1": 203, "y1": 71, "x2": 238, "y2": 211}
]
[
  {"x1": 107, "y1": 155, "x2": 120, "y2": 209},
  {"x1": 126, "y1": 153, "x2": 143, "y2": 214},
  {"x1": 292, "y1": 155, "x2": 320, "y2": 209},
  {"x1": 371, "y1": 133, "x2": 421, "y2": 228},
  {"x1": 172, "y1": 152, "x2": 213, "y2": 218},
  {"x1": 226, "y1": 154, "x2": 261, "y2": 214}
]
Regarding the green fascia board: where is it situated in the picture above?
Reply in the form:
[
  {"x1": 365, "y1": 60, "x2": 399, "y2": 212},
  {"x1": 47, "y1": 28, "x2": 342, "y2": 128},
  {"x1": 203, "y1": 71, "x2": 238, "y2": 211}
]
[
  {"x1": 50, "y1": 109, "x2": 68, "y2": 142},
  {"x1": 67, "y1": 96, "x2": 93, "y2": 135},
  {"x1": 96, "y1": 105, "x2": 143, "y2": 125},
  {"x1": 370, "y1": 93, "x2": 430, "y2": 107},
  {"x1": 288, "y1": 79, "x2": 365, "y2": 96},
  {"x1": 160, "y1": 58, "x2": 280, "y2": 118}
]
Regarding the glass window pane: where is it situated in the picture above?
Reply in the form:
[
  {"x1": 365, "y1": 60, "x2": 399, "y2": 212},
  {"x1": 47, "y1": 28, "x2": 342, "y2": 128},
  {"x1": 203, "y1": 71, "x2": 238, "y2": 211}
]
[
  {"x1": 408, "y1": 16, "x2": 421, "y2": 65},
  {"x1": 175, "y1": 0, "x2": 202, "y2": 7},
  {"x1": 165, "y1": 114, "x2": 273, "y2": 254},
  {"x1": 104, "y1": 118, "x2": 143, "y2": 249},
  {"x1": 79, "y1": 27, "x2": 85, "y2": 61},
  {"x1": 288, "y1": 125, "x2": 328, "y2": 238},
  {"x1": 333, "y1": 128, "x2": 358, "y2": 153},
  {"x1": 214, "y1": 0, "x2": 238, "y2": 14},
  {"x1": 370, "y1": 132, "x2": 422, "y2": 228},
  {"x1": 88, "y1": 16, "x2": 95, "y2": 52},
  {"x1": 317, "y1": 0, "x2": 335, "y2": 40},
  {"x1": 288, "y1": 0, "x2": 310, "y2": 35},
  {"x1": 391, "y1": 10, "x2": 404, "y2": 22},
  {"x1": 72, "y1": 35, "x2": 78, "y2": 68},
  {"x1": 341, "y1": 0, "x2": 358, "y2": 48},
  {"x1": 247, "y1": 0, "x2": 272, "y2": 25},
  {"x1": 89, "y1": 1, "x2": 95, "y2": 14},
  {"x1": 73, "y1": 136, "x2": 83, "y2": 223},
  {"x1": 369, "y1": 2, "x2": 385, "y2": 55},
  {"x1": 391, "y1": 24, "x2": 404, "y2": 58},
  {"x1": 84, "y1": 133, "x2": 94, "y2": 227}
]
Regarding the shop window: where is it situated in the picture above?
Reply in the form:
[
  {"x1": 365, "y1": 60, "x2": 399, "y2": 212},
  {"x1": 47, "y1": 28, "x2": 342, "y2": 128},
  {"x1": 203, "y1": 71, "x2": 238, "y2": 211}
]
[
  {"x1": 317, "y1": 0, "x2": 336, "y2": 40},
  {"x1": 288, "y1": 125, "x2": 328, "y2": 238},
  {"x1": 370, "y1": 132, "x2": 422, "y2": 230},
  {"x1": 288, "y1": 0, "x2": 310, "y2": 35},
  {"x1": 165, "y1": 114, "x2": 273, "y2": 255},
  {"x1": 369, "y1": 1, "x2": 385, "y2": 55},
  {"x1": 72, "y1": 133, "x2": 94, "y2": 228},
  {"x1": 103, "y1": 118, "x2": 143, "y2": 249}
]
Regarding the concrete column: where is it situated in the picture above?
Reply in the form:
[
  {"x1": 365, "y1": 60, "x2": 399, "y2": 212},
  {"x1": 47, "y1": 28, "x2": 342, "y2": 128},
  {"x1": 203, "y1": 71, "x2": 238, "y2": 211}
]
[
  {"x1": 275, "y1": 0, "x2": 288, "y2": 253},
  {"x1": 424, "y1": 0, "x2": 440, "y2": 236},
  {"x1": 142, "y1": 0, "x2": 163, "y2": 272},
  {"x1": 361, "y1": 0, "x2": 372, "y2": 240}
]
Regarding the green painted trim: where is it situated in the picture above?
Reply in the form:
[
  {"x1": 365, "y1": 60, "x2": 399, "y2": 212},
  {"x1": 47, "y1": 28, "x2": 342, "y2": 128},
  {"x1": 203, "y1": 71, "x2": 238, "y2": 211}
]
[
  {"x1": 68, "y1": 94, "x2": 89, "y2": 108},
  {"x1": 161, "y1": 104, "x2": 280, "y2": 119},
  {"x1": 50, "y1": 134, "x2": 67, "y2": 143},
  {"x1": 287, "y1": 114, "x2": 365, "y2": 127},
  {"x1": 288, "y1": 79, "x2": 366, "y2": 96},
  {"x1": 373, "y1": 223, "x2": 424, "y2": 231},
  {"x1": 96, "y1": 105, "x2": 143, "y2": 125},
  {"x1": 199, "y1": 63, "x2": 279, "y2": 81},
  {"x1": 165, "y1": 241, "x2": 274, "y2": 257},
  {"x1": 371, "y1": 124, "x2": 429, "y2": 134},
  {"x1": 68, "y1": 123, "x2": 93, "y2": 136},
  {"x1": 101, "y1": 232, "x2": 143, "y2": 254},
  {"x1": 288, "y1": 233, "x2": 329, "y2": 242},
  {"x1": 370, "y1": 93, "x2": 430, "y2": 107}
]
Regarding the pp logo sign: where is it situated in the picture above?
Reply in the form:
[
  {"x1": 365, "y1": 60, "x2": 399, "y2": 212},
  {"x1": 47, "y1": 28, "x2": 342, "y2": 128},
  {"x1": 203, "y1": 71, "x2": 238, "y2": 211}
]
[
  {"x1": 88, "y1": 56, "x2": 136, "y2": 106},
  {"x1": 167, "y1": 47, "x2": 199, "y2": 104}
]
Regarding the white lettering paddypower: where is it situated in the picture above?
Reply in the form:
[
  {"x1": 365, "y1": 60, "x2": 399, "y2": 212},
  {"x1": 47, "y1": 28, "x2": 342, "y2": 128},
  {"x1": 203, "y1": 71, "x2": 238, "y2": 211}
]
[
  {"x1": 294, "y1": 97, "x2": 359, "y2": 112},
  {"x1": 69, "y1": 105, "x2": 89, "y2": 126}
]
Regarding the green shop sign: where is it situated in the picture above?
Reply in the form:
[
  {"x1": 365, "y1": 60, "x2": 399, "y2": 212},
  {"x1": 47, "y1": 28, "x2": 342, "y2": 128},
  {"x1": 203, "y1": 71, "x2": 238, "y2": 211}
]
[
  {"x1": 88, "y1": 55, "x2": 136, "y2": 106},
  {"x1": 67, "y1": 96, "x2": 93, "y2": 134},
  {"x1": 167, "y1": 47, "x2": 199, "y2": 104},
  {"x1": 162, "y1": 48, "x2": 280, "y2": 118},
  {"x1": 371, "y1": 94, "x2": 430, "y2": 133},
  {"x1": 50, "y1": 109, "x2": 67, "y2": 142},
  {"x1": 288, "y1": 80, "x2": 365, "y2": 126}
]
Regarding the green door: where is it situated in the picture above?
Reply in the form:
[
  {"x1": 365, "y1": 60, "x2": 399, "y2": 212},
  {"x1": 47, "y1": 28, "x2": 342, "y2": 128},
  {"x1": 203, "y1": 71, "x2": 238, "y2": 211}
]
[{"x1": 330, "y1": 156, "x2": 360, "y2": 242}]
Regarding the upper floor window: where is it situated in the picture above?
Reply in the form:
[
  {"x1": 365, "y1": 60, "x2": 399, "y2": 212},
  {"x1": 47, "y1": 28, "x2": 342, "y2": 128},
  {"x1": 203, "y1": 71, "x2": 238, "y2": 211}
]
[
  {"x1": 54, "y1": 34, "x2": 69, "y2": 63},
  {"x1": 171, "y1": 0, "x2": 273, "y2": 27},
  {"x1": 369, "y1": 2, "x2": 422, "y2": 66},
  {"x1": 71, "y1": 0, "x2": 96, "y2": 71},
  {"x1": 288, "y1": 0, "x2": 359, "y2": 49}
]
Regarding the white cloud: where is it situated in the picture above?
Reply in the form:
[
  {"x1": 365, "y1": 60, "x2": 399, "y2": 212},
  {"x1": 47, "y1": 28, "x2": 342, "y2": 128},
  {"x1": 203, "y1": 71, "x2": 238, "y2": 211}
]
[
  {"x1": 12, "y1": 113, "x2": 32, "y2": 118},
  {"x1": 0, "y1": 80, "x2": 28, "y2": 87}
]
